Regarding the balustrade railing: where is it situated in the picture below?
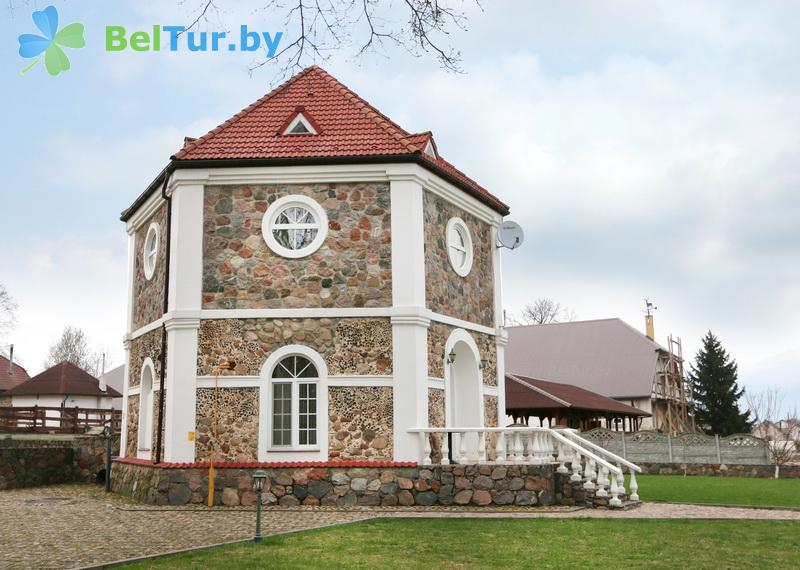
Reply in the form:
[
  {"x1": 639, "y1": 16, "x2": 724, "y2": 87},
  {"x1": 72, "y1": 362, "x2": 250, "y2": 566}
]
[{"x1": 408, "y1": 426, "x2": 641, "y2": 506}]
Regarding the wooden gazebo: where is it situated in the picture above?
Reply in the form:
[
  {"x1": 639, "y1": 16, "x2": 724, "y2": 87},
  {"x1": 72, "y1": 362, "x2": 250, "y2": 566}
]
[{"x1": 505, "y1": 373, "x2": 650, "y2": 432}]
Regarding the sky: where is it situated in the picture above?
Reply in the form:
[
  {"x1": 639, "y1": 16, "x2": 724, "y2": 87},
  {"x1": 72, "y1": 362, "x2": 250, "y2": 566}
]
[{"x1": 0, "y1": 1, "x2": 798, "y2": 414}]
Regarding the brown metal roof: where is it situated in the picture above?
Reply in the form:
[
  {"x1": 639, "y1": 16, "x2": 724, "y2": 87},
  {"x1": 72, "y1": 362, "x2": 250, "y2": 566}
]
[
  {"x1": 3, "y1": 361, "x2": 122, "y2": 398},
  {"x1": 506, "y1": 373, "x2": 650, "y2": 417},
  {"x1": 0, "y1": 355, "x2": 31, "y2": 392},
  {"x1": 505, "y1": 318, "x2": 667, "y2": 399}
]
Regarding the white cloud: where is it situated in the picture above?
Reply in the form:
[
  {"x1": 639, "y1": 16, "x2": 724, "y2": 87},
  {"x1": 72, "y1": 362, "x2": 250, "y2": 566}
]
[{"x1": 0, "y1": 234, "x2": 127, "y2": 376}]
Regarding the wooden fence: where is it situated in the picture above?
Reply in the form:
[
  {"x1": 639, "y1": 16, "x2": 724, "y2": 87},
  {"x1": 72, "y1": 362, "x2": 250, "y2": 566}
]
[{"x1": 0, "y1": 406, "x2": 122, "y2": 434}]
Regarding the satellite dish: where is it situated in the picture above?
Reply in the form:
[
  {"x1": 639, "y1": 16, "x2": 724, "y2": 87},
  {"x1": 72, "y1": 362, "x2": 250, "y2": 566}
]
[{"x1": 498, "y1": 221, "x2": 524, "y2": 250}]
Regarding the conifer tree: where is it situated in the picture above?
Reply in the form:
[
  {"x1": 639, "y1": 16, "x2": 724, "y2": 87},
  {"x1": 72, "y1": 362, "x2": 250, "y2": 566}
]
[{"x1": 689, "y1": 331, "x2": 753, "y2": 436}]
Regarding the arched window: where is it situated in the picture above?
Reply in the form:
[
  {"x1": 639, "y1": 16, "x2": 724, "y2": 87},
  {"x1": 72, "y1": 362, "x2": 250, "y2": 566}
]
[
  {"x1": 270, "y1": 355, "x2": 319, "y2": 448},
  {"x1": 138, "y1": 359, "x2": 155, "y2": 459}
]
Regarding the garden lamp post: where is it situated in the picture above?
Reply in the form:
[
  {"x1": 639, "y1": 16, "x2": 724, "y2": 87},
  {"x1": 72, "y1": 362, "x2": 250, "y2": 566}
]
[{"x1": 252, "y1": 469, "x2": 267, "y2": 543}]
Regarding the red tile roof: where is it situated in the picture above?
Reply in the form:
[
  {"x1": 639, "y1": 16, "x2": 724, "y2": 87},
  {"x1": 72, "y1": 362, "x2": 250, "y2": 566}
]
[
  {"x1": 0, "y1": 355, "x2": 30, "y2": 393},
  {"x1": 3, "y1": 361, "x2": 122, "y2": 398},
  {"x1": 170, "y1": 66, "x2": 508, "y2": 214},
  {"x1": 506, "y1": 374, "x2": 650, "y2": 417}
]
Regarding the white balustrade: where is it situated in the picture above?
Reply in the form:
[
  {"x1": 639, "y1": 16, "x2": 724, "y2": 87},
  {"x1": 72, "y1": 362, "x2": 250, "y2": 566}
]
[
  {"x1": 441, "y1": 433, "x2": 450, "y2": 465},
  {"x1": 458, "y1": 431, "x2": 468, "y2": 463},
  {"x1": 630, "y1": 470, "x2": 639, "y2": 501},
  {"x1": 596, "y1": 465, "x2": 609, "y2": 498},
  {"x1": 556, "y1": 442, "x2": 569, "y2": 474},
  {"x1": 407, "y1": 426, "x2": 642, "y2": 507},
  {"x1": 477, "y1": 430, "x2": 487, "y2": 463},
  {"x1": 421, "y1": 432, "x2": 432, "y2": 466},
  {"x1": 570, "y1": 449, "x2": 583, "y2": 482},
  {"x1": 495, "y1": 431, "x2": 506, "y2": 464},
  {"x1": 584, "y1": 459, "x2": 597, "y2": 490}
]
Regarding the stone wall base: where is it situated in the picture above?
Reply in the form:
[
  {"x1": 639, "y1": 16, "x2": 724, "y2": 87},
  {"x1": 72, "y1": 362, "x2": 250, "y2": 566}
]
[
  {"x1": 112, "y1": 460, "x2": 576, "y2": 507},
  {"x1": 0, "y1": 434, "x2": 119, "y2": 490},
  {"x1": 638, "y1": 462, "x2": 800, "y2": 478}
]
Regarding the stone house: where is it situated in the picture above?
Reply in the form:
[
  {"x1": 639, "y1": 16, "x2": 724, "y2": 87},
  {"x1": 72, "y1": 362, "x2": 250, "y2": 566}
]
[{"x1": 119, "y1": 66, "x2": 510, "y2": 467}]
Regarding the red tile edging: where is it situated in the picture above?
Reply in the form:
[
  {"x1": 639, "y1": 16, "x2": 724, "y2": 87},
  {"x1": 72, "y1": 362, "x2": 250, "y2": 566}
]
[{"x1": 113, "y1": 457, "x2": 418, "y2": 469}]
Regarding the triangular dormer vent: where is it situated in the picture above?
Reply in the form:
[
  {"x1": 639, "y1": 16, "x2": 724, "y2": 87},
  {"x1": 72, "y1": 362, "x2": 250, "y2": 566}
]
[
  {"x1": 423, "y1": 139, "x2": 436, "y2": 158},
  {"x1": 282, "y1": 111, "x2": 318, "y2": 135}
]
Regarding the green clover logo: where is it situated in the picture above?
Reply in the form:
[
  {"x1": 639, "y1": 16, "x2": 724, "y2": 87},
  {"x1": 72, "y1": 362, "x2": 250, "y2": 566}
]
[{"x1": 18, "y1": 5, "x2": 85, "y2": 76}]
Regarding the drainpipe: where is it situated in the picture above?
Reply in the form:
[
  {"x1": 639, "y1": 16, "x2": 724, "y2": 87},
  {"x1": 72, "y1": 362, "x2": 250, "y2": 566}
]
[{"x1": 154, "y1": 171, "x2": 172, "y2": 464}]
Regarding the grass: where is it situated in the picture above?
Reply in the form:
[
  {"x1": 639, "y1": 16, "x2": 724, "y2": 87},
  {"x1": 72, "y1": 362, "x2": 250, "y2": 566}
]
[
  {"x1": 634, "y1": 474, "x2": 800, "y2": 507},
  {"x1": 123, "y1": 518, "x2": 800, "y2": 569}
]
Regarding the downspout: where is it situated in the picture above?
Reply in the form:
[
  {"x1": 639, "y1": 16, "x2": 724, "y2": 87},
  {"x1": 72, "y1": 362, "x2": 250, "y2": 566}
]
[{"x1": 154, "y1": 171, "x2": 172, "y2": 464}]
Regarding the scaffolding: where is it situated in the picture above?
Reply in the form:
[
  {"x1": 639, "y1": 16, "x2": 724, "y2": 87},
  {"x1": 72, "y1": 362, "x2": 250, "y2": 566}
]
[{"x1": 653, "y1": 335, "x2": 694, "y2": 434}]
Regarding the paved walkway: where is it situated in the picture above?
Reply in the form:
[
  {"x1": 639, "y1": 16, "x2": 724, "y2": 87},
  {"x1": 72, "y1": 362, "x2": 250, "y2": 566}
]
[{"x1": 1, "y1": 485, "x2": 798, "y2": 569}]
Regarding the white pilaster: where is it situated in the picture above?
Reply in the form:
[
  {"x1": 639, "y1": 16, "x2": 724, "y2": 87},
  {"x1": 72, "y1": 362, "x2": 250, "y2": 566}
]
[
  {"x1": 491, "y1": 224, "x2": 507, "y2": 425},
  {"x1": 162, "y1": 181, "x2": 204, "y2": 462},
  {"x1": 163, "y1": 318, "x2": 200, "y2": 462},
  {"x1": 119, "y1": 338, "x2": 131, "y2": 457},
  {"x1": 496, "y1": 330, "x2": 508, "y2": 426},
  {"x1": 389, "y1": 176, "x2": 429, "y2": 462},
  {"x1": 167, "y1": 183, "x2": 204, "y2": 312}
]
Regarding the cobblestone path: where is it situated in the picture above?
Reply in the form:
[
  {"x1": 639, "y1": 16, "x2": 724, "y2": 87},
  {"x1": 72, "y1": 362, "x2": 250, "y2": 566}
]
[{"x1": 1, "y1": 485, "x2": 798, "y2": 569}]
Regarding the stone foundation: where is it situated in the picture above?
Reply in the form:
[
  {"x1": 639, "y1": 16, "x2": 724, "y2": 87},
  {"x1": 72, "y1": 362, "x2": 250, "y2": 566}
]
[{"x1": 111, "y1": 459, "x2": 575, "y2": 507}]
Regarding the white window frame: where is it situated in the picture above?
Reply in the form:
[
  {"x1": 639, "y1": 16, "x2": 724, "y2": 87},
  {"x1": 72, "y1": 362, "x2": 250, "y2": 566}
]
[
  {"x1": 261, "y1": 195, "x2": 329, "y2": 259},
  {"x1": 258, "y1": 345, "x2": 328, "y2": 461},
  {"x1": 446, "y1": 217, "x2": 474, "y2": 277},
  {"x1": 142, "y1": 222, "x2": 159, "y2": 280},
  {"x1": 282, "y1": 113, "x2": 318, "y2": 135}
]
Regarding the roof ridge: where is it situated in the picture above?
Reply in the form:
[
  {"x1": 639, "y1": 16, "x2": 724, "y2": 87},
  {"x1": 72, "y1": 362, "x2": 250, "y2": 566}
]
[
  {"x1": 507, "y1": 373, "x2": 573, "y2": 408},
  {"x1": 506, "y1": 318, "x2": 623, "y2": 330},
  {"x1": 173, "y1": 65, "x2": 321, "y2": 160}
]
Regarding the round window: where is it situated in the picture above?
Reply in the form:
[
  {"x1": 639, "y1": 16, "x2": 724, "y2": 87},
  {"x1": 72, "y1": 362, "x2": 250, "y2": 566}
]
[
  {"x1": 262, "y1": 195, "x2": 329, "y2": 258},
  {"x1": 446, "y1": 217, "x2": 473, "y2": 277},
  {"x1": 142, "y1": 222, "x2": 159, "y2": 280}
]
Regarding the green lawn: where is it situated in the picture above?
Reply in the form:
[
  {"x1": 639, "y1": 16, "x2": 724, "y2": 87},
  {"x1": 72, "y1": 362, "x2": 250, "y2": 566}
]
[
  {"x1": 634, "y1": 474, "x2": 800, "y2": 507},
  {"x1": 124, "y1": 519, "x2": 800, "y2": 569}
]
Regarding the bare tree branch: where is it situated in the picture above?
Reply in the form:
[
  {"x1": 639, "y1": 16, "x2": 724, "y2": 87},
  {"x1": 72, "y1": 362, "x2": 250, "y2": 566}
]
[
  {"x1": 511, "y1": 298, "x2": 577, "y2": 326},
  {"x1": 0, "y1": 283, "x2": 17, "y2": 345},
  {"x1": 747, "y1": 388, "x2": 799, "y2": 467},
  {"x1": 44, "y1": 326, "x2": 110, "y2": 377},
  {"x1": 179, "y1": 0, "x2": 480, "y2": 81}
]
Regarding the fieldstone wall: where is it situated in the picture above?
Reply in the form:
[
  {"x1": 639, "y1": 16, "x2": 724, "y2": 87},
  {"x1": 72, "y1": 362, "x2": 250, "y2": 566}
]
[
  {"x1": 428, "y1": 388, "x2": 445, "y2": 463},
  {"x1": 132, "y1": 204, "x2": 168, "y2": 331},
  {"x1": 197, "y1": 318, "x2": 392, "y2": 376},
  {"x1": 0, "y1": 434, "x2": 119, "y2": 490},
  {"x1": 202, "y1": 183, "x2": 392, "y2": 310},
  {"x1": 125, "y1": 397, "x2": 139, "y2": 458},
  {"x1": 423, "y1": 191, "x2": 494, "y2": 328},
  {"x1": 484, "y1": 395, "x2": 499, "y2": 461},
  {"x1": 329, "y1": 387, "x2": 393, "y2": 461},
  {"x1": 128, "y1": 328, "x2": 163, "y2": 389},
  {"x1": 195, "y1": 388, "x2": 259, "y2": 462},
  {"x1": 427, "y1": 322, "x2": 497, "y2": 385},
  {"x1": 111, "y1": 460, "x2": 560, "y2": 507}
]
